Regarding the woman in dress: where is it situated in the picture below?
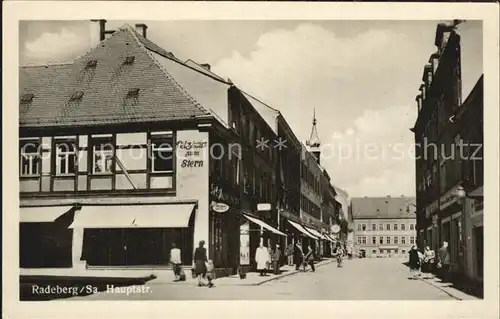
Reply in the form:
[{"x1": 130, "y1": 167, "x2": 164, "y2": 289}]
[
  {"x1": 193, "y1": 240, "x2": 208, "y2": 286},
  {"x1": 408, "y1": 245, "x2": 421, "y2": 279}
]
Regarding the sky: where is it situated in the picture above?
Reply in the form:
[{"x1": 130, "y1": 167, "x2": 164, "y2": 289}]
[{"x1": 19, "y1": 20, "x2": 483, "y2": 198}]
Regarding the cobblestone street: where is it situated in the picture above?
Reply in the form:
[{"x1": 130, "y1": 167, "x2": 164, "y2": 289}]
[{"x1": 72, "y1": 258, "x2": 457, "y2": 300}]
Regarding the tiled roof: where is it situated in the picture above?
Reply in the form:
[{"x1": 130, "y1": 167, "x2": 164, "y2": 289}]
[
  {"x1": 19, "y1": 25, "x2": 212, "y2": 128},
  {"x1": 351, "y1": 196, "x2": 416, "y2": 219}
]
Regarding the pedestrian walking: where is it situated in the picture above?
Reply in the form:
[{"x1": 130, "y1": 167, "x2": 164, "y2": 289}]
[
  {"x1": 205, "y1": 259, "x2": 215, "y2": 288},
  {"x1": 169, "y1": 242, "x2": 182, "y2": 282},
  {"x1": 422, "y1": 246, "x2": 435, "y2": 274},
  {"x1": 304, "y1": 245, "x2": 315, "y2": 272},
  {"x1": 408, "y1": 245, "x2": 420, "y2": 279},
  {"x1": 267, "y1": 244, "x2": 273, "y2": 273},
  {"x1": 334, "y1": 242, "x2": 345, "y2": 267},
  {"x1": 193, "y1": 240, "x2": 208, "y2": 287},
  {"x1": 286, "y1": 243, "x2": 294, "y2": 266},
  {"x1": 272, "y1": 244, "x2": 282, "y2": 275},
  {"x1": 437, "y1": 241, "x2": 451, "y2": 281},
  {"x1": 294, "y1": 240, "x2": 303, "y2": 271},
  {"x1": 255, "y1": 240, "x2": 270, "y2": 276},
  {"x1": 346, "y1": 245, "x2": 353, "y2": 260}
]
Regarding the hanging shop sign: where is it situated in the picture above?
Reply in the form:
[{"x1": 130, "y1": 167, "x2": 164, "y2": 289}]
[
  {"x1": 257, "y1": 203, "x2": 272, "y2": 211},
  {"x1": 211, "y1": 202, "x2": 230, "y2": 213},
  {"x1": 331, "y1": 224, "x2": 341, "y2": 234}
]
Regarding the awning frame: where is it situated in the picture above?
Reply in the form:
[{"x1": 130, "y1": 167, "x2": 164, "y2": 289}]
[
  {"x1": 286, "y1": 219, "x2": 318, "y2": 239},
  {"x1": 304, "y1": 226, "x2": 328, "y2": 240},
  {"x1": 242, "y1": 214, "x2": 286, "y2": 236},
  {"x1": 20, "y1": 205, "x2": 77, "y2": 223}
]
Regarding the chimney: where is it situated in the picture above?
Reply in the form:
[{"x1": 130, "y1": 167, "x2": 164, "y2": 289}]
[
  {"x1": 200, "y1": 63, "x2": 211, "y2": 71},
  {"x1": 89, "y1": 19, "x2": 107, "y2": 48},
  {"x1": 135, "y1": 24, "x2": 148, "y2": 38}
]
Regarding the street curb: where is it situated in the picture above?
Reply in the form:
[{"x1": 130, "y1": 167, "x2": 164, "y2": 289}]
[
  {"x1": 417, "y1": 277, "x2": 462, "y2": 300},
  {"x1": 253, "y1": 259, "x2": 335, "y2": 286}
]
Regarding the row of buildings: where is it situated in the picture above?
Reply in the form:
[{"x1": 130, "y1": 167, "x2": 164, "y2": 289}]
[
  {"x1": 19, "y1": 20, "x2": 351, "y2": 276},
  {"x1": 411, "y1": 21, "x2": 483, "y2": 283},
  {"x1": 351, "y1": 196, "x2": 417, "y2": 258}
]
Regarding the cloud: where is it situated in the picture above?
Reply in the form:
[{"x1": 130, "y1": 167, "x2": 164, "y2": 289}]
[
  {"x1": 212, "y1": 22, "x2": 425, "y2": 197},
  {"x1": 24, "y1": 28, "x2": 88, "y2": 63}
]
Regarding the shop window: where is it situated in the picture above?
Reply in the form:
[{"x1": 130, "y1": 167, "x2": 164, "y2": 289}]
[
  {"x1": 20, "y1": 140, "x2": 40, "y2": 177},
  {"x1": 55, "y1": 140, "x2": 77, "y2": 175},
  {"x1": 150, "y1": 134, "x2": 173, "y2": 173},
  {"x1": 91, "y1": 137, "x2": 114, "y2": 175}
]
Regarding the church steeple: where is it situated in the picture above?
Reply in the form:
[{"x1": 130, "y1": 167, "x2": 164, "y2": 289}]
[{"x1": 306, "y1": 109, "x2": 321, "y2": 164}]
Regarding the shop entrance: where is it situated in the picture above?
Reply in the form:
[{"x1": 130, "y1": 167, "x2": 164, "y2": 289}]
[{"x1": 82, "y1": 227, "x2": 194, "y2": 267}]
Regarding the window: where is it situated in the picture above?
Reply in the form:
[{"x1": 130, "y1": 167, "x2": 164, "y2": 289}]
[
  {"x1": 379, "y1": 224, "x2": 383, "y2": 231},
  {"x1": 402, "y1": 250, "x2": 406, "y2": 255},
  {"x1": 394, "y1": 236, "x2": 398, "y2": 244},
  {"x1": 401, "y1": 224, "x2": 406, "y2": 231},
  {"x1": 372, "y1": 236, "x2": 376, "y2": 244},
  {"x1": 55, "y1": 141, "x2": 77, "y2": 175},
  {"x1": 91, "y1": 138, "x2": 114, "y2": 174},
  {"x1": 362, "y1": 236, "x2": 367, "y2": 244},
  {"x1": 372, "y1": 250, "x2": 376, "y2": 254},
  {"x1": 86, "y1": 59, "x2": 97, "y2": 68},
  {"x1": 401, "y1": 236, "x2": 406, "y2": 244},
  {"x1": 21, "y1": 93, "x2": 34, "y2": 103},
  {"x1": 372, "y1": 224, "x2": 376, "y2": 231},
  {"x1": 386, "y1": 224, "x2": 390, "y2": 231},
  {"x1": 20, "y1": 140, "x2": 40, "y2": 176},
  {"x1": 124, "y1": 56, "x2": 135, "y2": 65},
  {"x1": 410, "y1": 236, "x2": 415, "y2": 244},
  {"x1": 151, "y1": 134, "x2": 174, "y2": 173},
  {"x1": 362, "y1": 224, "x2": 366, "y2": 231},
  {"x1": 386, "y1": 236, "x2": 391, "y2": 244},
  {"x1": 394, "y1": 224, "x2": 398, "y2": 231},
  {"x1": 70, "y1": 91, "x2": 84, "y2": 101},
  {"x1": 410, "y1": 224, "x2": 415, "y2": 231},
  {"x1": 357, "y1": 236, "x2": 362, "y2": 244},
  {"x1": 358, "y1": 224, "x2": 362, "y2": 231},
  {"x1": 379, "y1": 237, "x2": 383, "y2": 244},
  {"x1": 127, "y1": 88, "x2": 140, "y2": 98}
]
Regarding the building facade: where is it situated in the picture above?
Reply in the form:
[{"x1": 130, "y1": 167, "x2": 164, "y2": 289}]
[
  {"x1": 412, "y1": 21, "x2": 483, "y2": 282},
  {"x1": 351, "y1": 197, "x2": 416, "y2": 258},
  {"x1": 19, "y1": 20, "x2": 342, "y2": 276}
]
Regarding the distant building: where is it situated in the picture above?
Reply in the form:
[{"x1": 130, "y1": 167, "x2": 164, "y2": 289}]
[
  {"x1": 333, "y1": 186, "x2": 353, "y2": 245},
  {"x1": 351, "y1": 196, "x2": 416, "y2": 258}
]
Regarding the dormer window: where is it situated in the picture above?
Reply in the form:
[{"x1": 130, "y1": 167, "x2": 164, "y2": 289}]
[
  {"x1": 127, "y1": 88, "x2": 140, "y2": 98},
  {"x1": 124, "y1": 56, "x2": 135, "y2": 65},
  {"x1": 86, "y1": 60, "x2": 97, "y2": 68},
  {"x1": 21, "y1": 93, "x2": 34, "y2": 103},
  {"x1": 70, "y1": 91, "x2": 84, "y2": 101}
]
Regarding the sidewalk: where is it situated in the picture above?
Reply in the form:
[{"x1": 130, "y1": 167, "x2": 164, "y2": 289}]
[
  {"x1": 151, "y1": 258, "x2": 335, "y2": 286},
  {"x1": 417, "y1": 273, "x2": 483, "y2": 300}
]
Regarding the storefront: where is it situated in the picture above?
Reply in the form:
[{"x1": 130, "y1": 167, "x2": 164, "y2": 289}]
[
  {"x1": 19, "y1": 206, "x2": 78, "y2": 268},
  {"x1": 70, "y1": 202, "x2": 198, "y2": 267}
]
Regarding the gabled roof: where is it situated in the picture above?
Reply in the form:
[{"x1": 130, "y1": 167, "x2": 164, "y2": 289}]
[
  {"x1": 19, "y1": 25, "x2": 212, "y2": 128},
  {"x1": 351, "y1": 196, "x2": 416, "y2": 220}
]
